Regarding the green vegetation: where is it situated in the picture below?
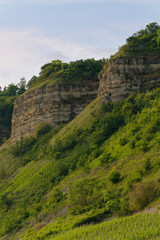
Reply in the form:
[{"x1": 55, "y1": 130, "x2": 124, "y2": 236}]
[
  {"x1": 51, "y1": 213, "x2": 160, "y2": 240},
  {"x1": 0, "y1": 23, "x2": 160, "y2": 239},
  {"x1": 27, "y1": 58, "x2": 106, "y2": 89},
  {"x1": 114, "y1": 22, "x2": 160, "y2": 58},
  {"x1": 0, "y1": 79, "x2": 27, "y2": 144},
  {"x1": 0, "y1": 88, "x2": 159, "y2": 239}
]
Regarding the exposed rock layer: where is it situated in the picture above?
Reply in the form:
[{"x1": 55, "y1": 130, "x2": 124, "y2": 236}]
[
  {"x1": 11, "y1": 57, "x2": 160, "y2": 142},
  {"x1": 11, "y1": 83, "x2": 99, "y2": 141},
  {"x1": 98, "y1": 57, "x2": 160, "y2": 101}
]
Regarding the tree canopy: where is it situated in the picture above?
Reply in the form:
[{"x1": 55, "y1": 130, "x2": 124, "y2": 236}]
[
  {"x1": 0, "y1": 78, "x2": 27, "y2": 97},
  {"x1": 114, "y1": 22, "x2": 160, "y2": 58},
  {"x1": 0, "y1": 78, "x2": 27, "y2": 142},
  {"x1": 28, "y1": 58, "x2": 107, "y2": 88}
]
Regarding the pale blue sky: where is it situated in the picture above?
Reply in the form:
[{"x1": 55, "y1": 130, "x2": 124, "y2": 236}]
[{"x1": 0, "y1": 0, "x2": 160, "y2": 87}]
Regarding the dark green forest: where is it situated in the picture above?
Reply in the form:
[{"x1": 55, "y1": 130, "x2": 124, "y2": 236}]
[{"x1": 0, "y1": 79, "x2": 27, "y2": 144}]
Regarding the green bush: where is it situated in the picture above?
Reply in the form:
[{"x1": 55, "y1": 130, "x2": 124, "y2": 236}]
[
  {"x1": 128, "y1": 179, "x2": 159, "y2": 211},
  {"x1": 69, "y1": 179, "x2": 103, "y2": 214},
  {"x1": 119, "y1": 137, "x2": 128, "y2": 146},
  {"x1": 35, "y1": 122, "x2": 52, "y2": 139},
  {"x1": 109, "y1": 171, "x2": 121, "y2": 184},
  {"x1": 144, "y1": 158, "x2": 152, "y2": 172},
  {"x1": 10, "y1": 136, "x2": 36, "y2": 157},
  {"x1": 99, "y1": 152, "x2": 113, "y2": 165}
]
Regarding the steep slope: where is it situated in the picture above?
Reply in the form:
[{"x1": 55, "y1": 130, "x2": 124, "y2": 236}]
[
  {"x1": 0, "y1": 89, "x2": 159, "y2": 239},
  {"x1": 0, "y1": 23, "x2": 160, "y2": 240}
]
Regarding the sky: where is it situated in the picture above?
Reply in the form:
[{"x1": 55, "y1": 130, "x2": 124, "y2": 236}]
[{"x1": 0, "y1": 0, "x2": 160, "y2": 88}]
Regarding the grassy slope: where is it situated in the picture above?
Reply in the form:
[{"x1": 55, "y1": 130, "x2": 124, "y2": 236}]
[
  {"x1": 51, "y1": 213, "x2": 160, "y2": 240},
  {"x1": 0, "y1": 90, "x2": 160, "y2": 239}
]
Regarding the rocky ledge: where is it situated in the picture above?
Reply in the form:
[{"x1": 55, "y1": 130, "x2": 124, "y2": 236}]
[
  {"x1": 98, "y1": 57, "x2": 160, "y2": 101},
  {"x1": 11, "y1": 82, "x2": 99, "y2": 142}
]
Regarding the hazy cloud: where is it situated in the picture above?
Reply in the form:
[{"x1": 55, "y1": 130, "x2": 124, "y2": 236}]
[{"x1": 0, "y1": 28, "x2": 115, "y2": 88}]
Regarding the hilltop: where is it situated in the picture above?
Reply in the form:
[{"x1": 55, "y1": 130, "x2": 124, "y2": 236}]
[
  {"x1": 113, "y1": 22, "x2": 160, "y2": 59},
  {"x1": 27, "y1": 59, "x2": 105, "y2": 90},
  {"x1": 0, "y1": 89, "x2": 159, "y2": 239}
]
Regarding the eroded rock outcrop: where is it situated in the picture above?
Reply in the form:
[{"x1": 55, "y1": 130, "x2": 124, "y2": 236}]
[
  {"x1": 98, "y1": 57, "x2": 160, "y2": 101},
  {"x1": 11, "y1": 82, "x2": 99, "y2": 142}
]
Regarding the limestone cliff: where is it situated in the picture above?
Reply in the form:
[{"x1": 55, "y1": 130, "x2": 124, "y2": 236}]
[
  {"x1": 11, "y1": 82, "x2": 99, "y2": 141},
  {"x1": 98, "y1": 57, "x2": 160, "y2": 101},
  {"x1": 11, "y1": 57, "x2": 160, "y2": 142}
]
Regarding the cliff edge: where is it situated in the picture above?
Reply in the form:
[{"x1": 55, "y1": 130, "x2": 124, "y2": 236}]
[
  {"x1": 11, "y1": 82, "x2": 99, "y2": 142},
  {"x1": 98, "y1": 57, "x2": 160, "y2": 102}
]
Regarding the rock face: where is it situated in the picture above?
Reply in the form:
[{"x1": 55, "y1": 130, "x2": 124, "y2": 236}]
[
  {"x1": 11, "y1": 83, "x2": 99, "y2": 142},
  {"x1": 98, "y1": 57, "x2": 160, "y2": 101},
  {"x1": 11, "y1": 57, "x2": 160, "y2": 142}
]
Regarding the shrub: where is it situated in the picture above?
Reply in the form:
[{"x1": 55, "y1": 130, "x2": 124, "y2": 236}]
[
  {"x1": 35, "y1": 122, "x2": 52, "y2": 139},
  {"x1": 144, "y1": 158, "x2": 152, "y2": 171},
  {"x1": 69, "y1": 179, "x2": 103, "y2": 214},
  {"x1": 128, "y1": 179, "x2": 159, "y2": 211},
  {"x1": 129, "y1": 138, "x2": 136, "y2": 149},
  {"x1": 76, "y1": 154, "x2": 88, "y2": 168},
  {"x1": 140, "y1": 140, "x2": 149, "y2": 152},
  {"x1": 99, "y1": 152, "x2": 114, "y2": 165},
  {"x1": 109, "y1": 171, "x2": 121, "y2": 184},
  {"x1": 10, "y1": 136, "x2": 36, "y2": 157},
  {"x1": 54, "y1": 152, "x2": 61, "y2": 160},
  {"x1": 119, "y1": 137, "x2": 128, "y2": 146},
  {"x1": 118, "y1": 198, "x2": 130, "y2": 216}
]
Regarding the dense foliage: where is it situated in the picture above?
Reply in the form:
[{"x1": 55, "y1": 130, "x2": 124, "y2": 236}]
[
  {"x1": 0, "y1": 78, "x2": 27, "y2": 97},
  {"x1": 27, "y1": 59, "x2": 106, "y2": 88},
  {"x1": 0, "y1": 97, "x2": 14, "y2": 130},
  {"x1": 0, "y1": 79, "x2": 27, "y2": 143},
  {"x1": 114, "y1": 22, "x2": 160, "y2": 58}
]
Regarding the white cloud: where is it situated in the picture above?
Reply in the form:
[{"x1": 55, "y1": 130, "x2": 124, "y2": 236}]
[{"x1": 0, "y1": 28, "x2": 115, "y2": 88}]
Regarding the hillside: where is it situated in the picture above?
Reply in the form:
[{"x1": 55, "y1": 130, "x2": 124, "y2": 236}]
[
  {"x1": 0, "y1": 88, "x2": 159, "y2": 239},
  {"x1": 0, "y1": 23, "x2": 160, "y2": 239}
]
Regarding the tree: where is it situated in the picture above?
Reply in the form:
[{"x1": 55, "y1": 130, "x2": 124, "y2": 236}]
[
  {"x1": 157, "y1": 29, "x2": 160, "y2": 45},
  {"x1": 1, "y1": 84, "x2": 18, "y2": 96},
  {"x1": 17, "y1": 77, "x2": 26, "y2": 95},
  {"x1": 146, "y1": 22, "x2": 159, "y2": 34},
  {"x1": 27, "y1": 76, "x2": 37, "y2": 88}
]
